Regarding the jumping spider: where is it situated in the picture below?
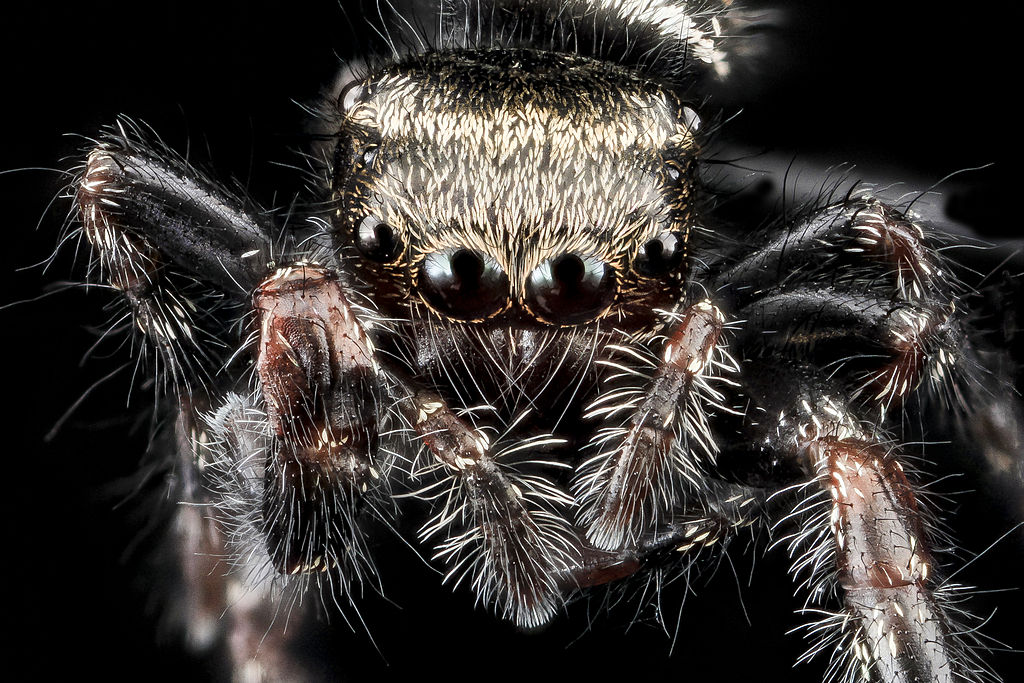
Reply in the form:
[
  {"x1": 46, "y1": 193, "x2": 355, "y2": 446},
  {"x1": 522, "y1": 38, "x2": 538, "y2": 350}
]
[{"x1": 60, "y1": 0, "x2": 1021, "y2": 681}]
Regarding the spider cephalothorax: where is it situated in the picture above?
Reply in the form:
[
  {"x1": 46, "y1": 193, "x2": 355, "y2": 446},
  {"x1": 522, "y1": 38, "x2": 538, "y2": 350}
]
[
  {"x1": 333, "y1": 48, "x2": 696, "y2": 329},
  {"x1": 66, "y1": 1, "x2": 1019, "y2": 681}
]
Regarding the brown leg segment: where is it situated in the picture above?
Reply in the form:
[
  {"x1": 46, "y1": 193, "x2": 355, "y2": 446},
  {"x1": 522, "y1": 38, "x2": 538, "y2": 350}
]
[
  {"x1": 819, "y1": 438, "x2": 957, "y2": 683},
  {"x1": 574, "y1": 299, "x2": 729, "y2": 551},
  {"x1": 254, "y1": 264, "x2": 383, "y2": 579},
  {"x1": 737, "y1": 365, "x2": 979, "y2": 682}
]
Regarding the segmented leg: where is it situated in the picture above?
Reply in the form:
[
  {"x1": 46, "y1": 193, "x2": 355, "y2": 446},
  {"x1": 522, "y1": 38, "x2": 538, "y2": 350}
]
[
  {"x1": 392, "y1": 386, "x2": 578, "y2": 628},
  {"x1": 253, "y1": 263, "x2": 386, "y2": 581},
  {"x1": 706, "y1": 198, "x2": 1003, "y2": 680},
  {"x1": 823, "y1": 439, "x2": 955, "y2": 683},
  {"x1": 741, "y1": 367, "x2": 978, "y2": 683},
  {"x1": 574, "y1": 299, "x2": 735, "y2": 550},
  {"x1": 714, "y1": 198, "x2": 973, "y2": 423},
  {"x1": 77, "y1": 124, "x2": 278, "y2": 391},
  {"x1": 76, "y1": 131, "x2": 365, "y2": 681},
  {"x1": 710, "y1": 197, "x2": 954, "y2": 309},
  {"x1": 202, "y1": 393, "x2": 332, "y2": 683},
  {"x1": 734, "y1": 287, "x2": 963, "y2": 415}
]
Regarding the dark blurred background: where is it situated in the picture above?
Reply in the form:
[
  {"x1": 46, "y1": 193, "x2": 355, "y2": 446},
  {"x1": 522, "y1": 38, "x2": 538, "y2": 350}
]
[{"x1": 4, "y1": 1, "x2": 1021, "y2": 680}]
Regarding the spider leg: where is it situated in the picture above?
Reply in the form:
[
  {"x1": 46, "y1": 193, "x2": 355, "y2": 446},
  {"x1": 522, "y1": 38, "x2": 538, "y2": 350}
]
[
  {"x1": 705, "y1": 198, "x2": 1011, "y2": 680},
  {"x1": 390, "y1": 384, "x2": 579, "y2": 628},
  {"x1": 715, "y1": 197, "x2": 996, "y2": 427},
  {"x1": 710, "y1": 197, "x2": 952, "y2": 311},
  {"x1": 252, "y1": 264, "x2": 385, "y2": 579},
  {"x1": 556, "y1": 480, "x2": 768, "y2": 592},
  {"x1": 77, "y1": 133, "x2": 391, "y2": 679},
  {"x1": 569, "y1": 197, "x2": 943, "y2": 559},
  {"x1": 734, "y1": 286, "x2": 963, "y2": 417},
  {"x1": 740, "y1": 366, "x2": 984, "y2": 683},
  {"x1": 167, "y1": 404, "x2": 328, "y2": 681},
  {"x1": 77, "y1": 126, "x2": 280, "y2": 393},
  {"x1": 573, "y1": 299, "x2": 734, "y2": 551},
  {"x1": 718, "y1": 199, "x2": 1024, "y2": 510},
  {"x1": 820, "y1": 438, "x2": 960, "y2": 683},
  {"x1": 186, "y1": 263, "x2": 395, "y2": 679}
]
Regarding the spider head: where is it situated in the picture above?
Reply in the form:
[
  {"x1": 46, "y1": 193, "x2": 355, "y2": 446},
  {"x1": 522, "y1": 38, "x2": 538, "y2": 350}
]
[{"x1": 331, "y1": 49, "x2": 698, "y2": 333}]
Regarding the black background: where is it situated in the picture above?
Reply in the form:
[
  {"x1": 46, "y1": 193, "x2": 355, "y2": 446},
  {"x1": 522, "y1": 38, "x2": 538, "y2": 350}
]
[{"x1": 4, "y1": 1, "x2": 1023, "y2": 681}]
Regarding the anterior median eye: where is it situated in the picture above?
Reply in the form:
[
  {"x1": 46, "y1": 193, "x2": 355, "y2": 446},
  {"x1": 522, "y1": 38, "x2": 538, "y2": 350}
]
[
  {"x1": 355, "y1": 215, "x2": 402, "y2": 262},
  {"x1": 634, "y1": 231, "x2": 684, "y2": 277},
  {"x1": 525, "y1": 253, "x2": 616, "y2": 325},
  {"x1": 418, "y1": 248, "x2": 510, "y2": 321}
]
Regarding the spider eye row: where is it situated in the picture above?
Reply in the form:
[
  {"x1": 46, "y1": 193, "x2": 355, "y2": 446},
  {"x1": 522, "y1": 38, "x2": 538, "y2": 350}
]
[
  {"x1": 353, "y1": 218, "x2": 685, "y2": 324},
  {"x1": 417, "y1": 248, "x2": 619, "y2": 324}
]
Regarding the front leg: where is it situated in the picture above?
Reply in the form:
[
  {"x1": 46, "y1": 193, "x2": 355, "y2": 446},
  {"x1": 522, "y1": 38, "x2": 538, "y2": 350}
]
[
  {"x1": 76, "y1": 130, "x2": 390, "y2": 680},
  {"x1": 77, "y1": 123, "x2": 279, "y2": 393},
  {"x1": 573, "y1": 299, "x2": 735, "y2": 550},
  {"x1": 252, "y1": 264, "x2": 386, "y2": 580},
  {"x1": 392, "y1": 386, "x2": 579, "y2": 628},
  {"x1": 200, "y1": 263, "x2": 397, "y2": 680},
  {"x1": 820, "y1": 438, "x2": 954, "y2": 682}
]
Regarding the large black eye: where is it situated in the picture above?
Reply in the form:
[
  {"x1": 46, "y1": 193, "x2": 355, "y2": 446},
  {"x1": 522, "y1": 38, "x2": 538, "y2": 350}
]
[
  {"x1": 525, "y1": 253, "x2": 616, "y2": 325},
  {"x1": 418, "y1": 248, "x2": 509, "y2": 321},
  {"x1": 355, "y1": 215, "x2": 402, "y2": 262},
  {"x1": 634, "y1": 231, "x2": 685, "y2": 277}
]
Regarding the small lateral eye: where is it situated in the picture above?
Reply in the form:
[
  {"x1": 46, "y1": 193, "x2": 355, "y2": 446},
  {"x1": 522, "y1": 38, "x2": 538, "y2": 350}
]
[
  {"x1": 338, "y1": 80, "x2": 368, "y2": 113},
  {"x1": 525, "y1": 253, "x2": 616, "y2": 325},
  {"x1": 634, "y1": 231, "x2": 685, "y2": 277},
  {"x1": 355, "y1": 215, "x2": 402, "y2": 262},
  {"x1": 418, "y1": 248, "x2": 510, "y2": 321}
]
